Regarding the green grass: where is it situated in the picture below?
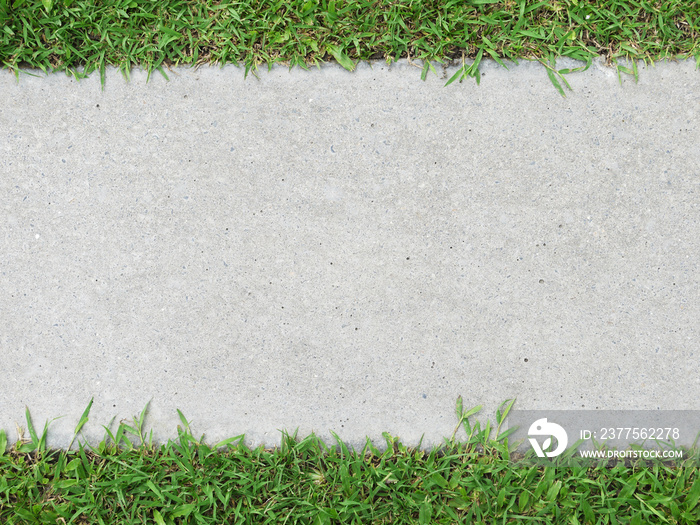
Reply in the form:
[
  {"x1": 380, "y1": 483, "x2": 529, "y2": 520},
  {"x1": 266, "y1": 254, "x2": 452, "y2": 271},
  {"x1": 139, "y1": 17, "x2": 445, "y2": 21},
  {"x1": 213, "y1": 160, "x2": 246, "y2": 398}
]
[
  {"x1": 1, "y1": 0, "x2": 699, "y2": 94},
  {"x1": 1, "y1": 398, "x2": 699, "y2": 524}
]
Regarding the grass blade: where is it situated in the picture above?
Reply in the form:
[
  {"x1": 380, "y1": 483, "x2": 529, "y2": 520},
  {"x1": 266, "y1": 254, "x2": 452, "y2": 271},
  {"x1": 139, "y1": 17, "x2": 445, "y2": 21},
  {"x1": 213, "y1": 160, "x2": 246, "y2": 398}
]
[
  {"x1": 138, "y1": 401, "x2": 150, "y2": 431},
  {"x1": 420, "y1": 59, "x2": 436, "y2": 81},
  {"x1": 485, "y1": 47, "x2": 508, "y2": 70},
  {"x1": 153, "y1": 509, "x2": 167, "y2": 525},
  {"x1": 69, "y1": 397, "x2": 94, "y2": 450},
  {"x1": 212, "y1": 434, "x2": 245, "y2": 451},
  {"x1": 326, "y1": 44, "x2": 356, "y2": 71},
  {"x1": 176, "y1": 409, "x2": 191, "y2": 436},
  {"x1": 444, "y1": 65, "x2": 465, "y2": 87},
  {"x1": 685, "y1": 478, "x2": 700, "y2": 512},
  {"x1": 545, "y1": 65, "x2": 565, "y2": 97},
  {"x1": 25, "y1": 406, "x2": 38, "y2": 446}
]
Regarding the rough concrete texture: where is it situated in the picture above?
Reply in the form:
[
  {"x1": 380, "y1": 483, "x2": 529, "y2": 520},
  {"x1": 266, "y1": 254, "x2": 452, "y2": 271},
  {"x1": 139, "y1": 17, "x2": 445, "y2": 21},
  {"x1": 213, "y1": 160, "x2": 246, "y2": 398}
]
[{"x1": 1, "y1": 57, "x2": 699, "y2": 450}]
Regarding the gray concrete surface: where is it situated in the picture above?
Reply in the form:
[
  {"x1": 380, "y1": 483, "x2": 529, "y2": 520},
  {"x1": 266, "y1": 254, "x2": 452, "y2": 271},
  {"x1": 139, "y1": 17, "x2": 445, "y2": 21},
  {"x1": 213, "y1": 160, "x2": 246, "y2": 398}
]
[{"x1": 1, "y1": 57, "x2": 699, "y2": 450}]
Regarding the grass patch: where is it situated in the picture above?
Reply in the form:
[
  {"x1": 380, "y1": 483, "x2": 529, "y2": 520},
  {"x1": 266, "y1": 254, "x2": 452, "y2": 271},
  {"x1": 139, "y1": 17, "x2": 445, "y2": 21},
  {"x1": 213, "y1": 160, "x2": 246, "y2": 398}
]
[
  {"x1": 1, "y1": 398, "x2": 699, "y2": 524},
  {"x1": 0, "y1": 0, "x2": 699, "y2": 93}
]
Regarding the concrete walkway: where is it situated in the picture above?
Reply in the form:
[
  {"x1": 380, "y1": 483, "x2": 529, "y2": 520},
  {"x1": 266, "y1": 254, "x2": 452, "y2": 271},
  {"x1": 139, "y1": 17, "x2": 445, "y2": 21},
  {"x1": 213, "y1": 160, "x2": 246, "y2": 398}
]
[{"x1": 1, "y1": 57, "x2": 698, "y2": 449}]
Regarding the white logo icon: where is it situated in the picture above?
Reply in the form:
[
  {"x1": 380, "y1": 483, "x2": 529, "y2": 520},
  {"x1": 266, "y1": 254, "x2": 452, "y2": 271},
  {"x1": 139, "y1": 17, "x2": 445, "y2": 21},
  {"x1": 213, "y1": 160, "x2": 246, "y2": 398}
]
[{"x1": 528, "y1": 418, "x2": 568, "y2": 457}]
